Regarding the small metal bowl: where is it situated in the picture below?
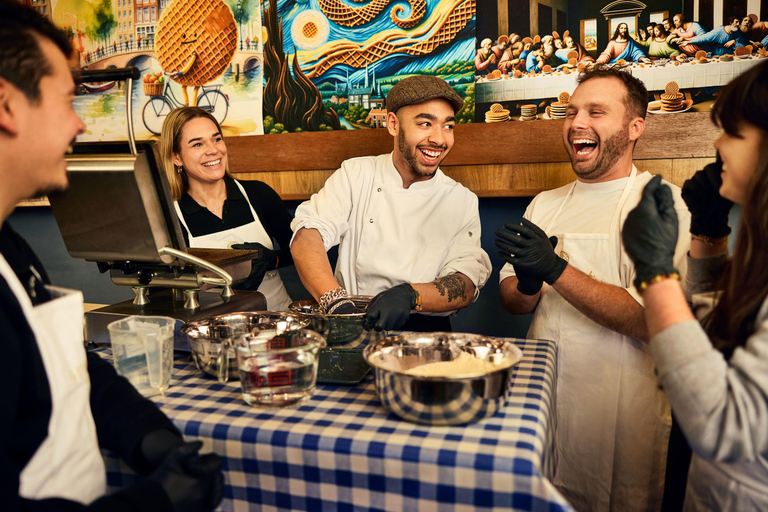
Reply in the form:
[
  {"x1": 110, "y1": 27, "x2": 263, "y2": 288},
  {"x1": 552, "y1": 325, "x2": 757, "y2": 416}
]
[
  {"x1": 363, "y1": 332, "x2": 523, "y2": 425},
  {"x1": 289, "y1": 295, "x2": 372, "y2": 345},
  {"x1": 182, "y1": 311, "x2": 310, "y2": 380}
]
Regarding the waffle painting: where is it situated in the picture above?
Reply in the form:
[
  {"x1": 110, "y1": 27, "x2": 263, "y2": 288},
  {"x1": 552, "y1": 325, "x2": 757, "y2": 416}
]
[
  {"x1": 264, "y1": 0, "x2": 476, "y2": 131},
  {"x1": 49, "y1": 0, "x2": 265, "y2": 141}
]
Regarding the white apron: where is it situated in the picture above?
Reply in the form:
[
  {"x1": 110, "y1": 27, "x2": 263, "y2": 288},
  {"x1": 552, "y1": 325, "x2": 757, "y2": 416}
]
[
  {"x1": 0, "y1": 255, "x2": 107, "y2": 504},
  {"x1": 529, "y1": 168, "x2": 670, "y2": 512},
  {"x1": 174, "y1": 180, "x2": 292, "y2": 311}
]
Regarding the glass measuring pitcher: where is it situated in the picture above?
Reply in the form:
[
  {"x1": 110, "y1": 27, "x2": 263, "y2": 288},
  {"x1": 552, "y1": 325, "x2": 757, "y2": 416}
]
[{"x1": 235, "y1": 327, "x2": 326, "y2": 407}]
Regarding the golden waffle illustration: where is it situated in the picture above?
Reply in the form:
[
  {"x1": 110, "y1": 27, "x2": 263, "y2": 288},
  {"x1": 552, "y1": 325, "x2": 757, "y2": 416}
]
[
  {"x1": 319, "y1": 0, "x2": 426, "y2": 29},
  {"x1": 734, "y1": 46, "x2": 751, "y2": 57},
  {"x1": 309, "y1": 0, "x2": 474, "y2": 77},
  {"x1": 660, "y1": 81, "x2": 684, "y2": 112},
  {"x1": 521, "y1": 104, "x2": 537, "y2": 121},
  {"x1": 156, "y1": 0, "x2": 237, "y2": 87},
  {"x1": 485, "y1": 104, "x2": 510, "y2": 122}
]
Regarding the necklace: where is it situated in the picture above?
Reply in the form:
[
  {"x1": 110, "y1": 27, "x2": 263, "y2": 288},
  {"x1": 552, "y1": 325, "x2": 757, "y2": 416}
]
[{"x1": 208, "y1": 203, "x2": 223, "y2": 213}]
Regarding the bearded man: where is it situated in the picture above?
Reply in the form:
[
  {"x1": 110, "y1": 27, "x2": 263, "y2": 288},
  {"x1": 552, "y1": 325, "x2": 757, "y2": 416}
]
[
  {"x1": 290, "y1": 76, "x2": 491, "y2": 332},
  {"x1": 494, "y1": 67, "x2": 691, "y2": 512}
]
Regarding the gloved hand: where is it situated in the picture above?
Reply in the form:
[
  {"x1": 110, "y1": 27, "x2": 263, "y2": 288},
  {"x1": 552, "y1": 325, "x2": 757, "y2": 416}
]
[
  {"x1": 326, "y1": 297, "x2": 364, "y2": 315},
  {"x1": 364, "y1": 283, "x2": 417, "y2": 331},
  {"x1": 622, "y1": 175, "x2": 679, "y2": 289},
  {"x1": 494, "y1": 219, "x2": 567, "y2": 285},
  {"x1": 681, "y1": 158, "x2": 733, "y2": 238},
  {"x1": 230, "y1": 242, "x2": 278, "y2": 290},
  {"x1": 503, "y1": 236, "x2": 558, "y2": 295},
  {"x1": 139, "y1": 429, "x2": 185, "y2": 473},
  {"x1": 148, "y1": 441, "x2": 224, "y2": 512}
]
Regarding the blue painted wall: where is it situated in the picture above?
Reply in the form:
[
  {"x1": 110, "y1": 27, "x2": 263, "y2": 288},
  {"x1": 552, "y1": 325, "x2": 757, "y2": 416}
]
[{"x1": 8, "y1": 196, "x2": 534, "y2": 338}]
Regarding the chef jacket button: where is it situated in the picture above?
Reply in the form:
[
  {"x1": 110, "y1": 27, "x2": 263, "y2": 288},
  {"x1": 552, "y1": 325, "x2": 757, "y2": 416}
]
[
  {"x1": 377, "y1": 188, "x2": 382, "y2": 192},
  {"x1": 369, "y1": 218, "x2": 374, "y2": 223}
]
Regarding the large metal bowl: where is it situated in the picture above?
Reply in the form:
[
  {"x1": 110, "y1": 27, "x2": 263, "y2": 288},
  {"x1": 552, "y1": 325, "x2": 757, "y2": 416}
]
[
  {"x1": 182, "y1": 311, "x2": 310, "y2": 380},
  {"x1": 363, "y1": 332, "x2": 524, "y2": 425},
  {"x1": 289, "y1": 295, "x2": 373, "y2": 345}
]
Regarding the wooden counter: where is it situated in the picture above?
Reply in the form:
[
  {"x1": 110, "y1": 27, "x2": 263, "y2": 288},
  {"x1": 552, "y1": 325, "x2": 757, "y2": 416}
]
[{"x1": 226, "y1": 111, "x2": 717, "y2": 199}]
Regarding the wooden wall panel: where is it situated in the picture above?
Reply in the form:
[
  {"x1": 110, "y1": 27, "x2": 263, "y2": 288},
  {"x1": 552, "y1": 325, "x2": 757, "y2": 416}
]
[{"x1": 226, "y1": 112, "x2": 719, "y2": 199}]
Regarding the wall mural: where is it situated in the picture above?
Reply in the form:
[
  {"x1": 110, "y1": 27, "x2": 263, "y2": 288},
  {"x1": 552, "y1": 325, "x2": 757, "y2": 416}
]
[
  {"x1": 475, "y1": 0, "x2": 768, "y2": 124},
  {"x1": 46, "y1": 0, "x2": 264, "y2": 140},
  {"x1": 264, "y1": 0, "x2": 477, "y2": 131}
]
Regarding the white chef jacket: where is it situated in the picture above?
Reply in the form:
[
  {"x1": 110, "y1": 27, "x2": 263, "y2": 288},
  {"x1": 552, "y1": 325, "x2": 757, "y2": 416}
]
[
  {"x1": 500, "y1": 169, "x2": 691, "y2": 512},
  {"x1": 291, "y1": 153, "x2": 491, "y2": 308}
]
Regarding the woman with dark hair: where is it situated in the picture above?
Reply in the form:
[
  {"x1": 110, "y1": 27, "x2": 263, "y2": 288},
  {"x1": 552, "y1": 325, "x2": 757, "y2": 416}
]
[
  {"x1": 622, "y1": 60, "x2": 768, "y2": 510},
  {"x1": 160, "y1": 107, "x2": 295, "y2": 310}
]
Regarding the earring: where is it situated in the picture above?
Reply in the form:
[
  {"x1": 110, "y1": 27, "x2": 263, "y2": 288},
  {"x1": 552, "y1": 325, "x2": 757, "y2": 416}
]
[{"x1": 176, "y1": 165, "x2": 183, "y2": 174}]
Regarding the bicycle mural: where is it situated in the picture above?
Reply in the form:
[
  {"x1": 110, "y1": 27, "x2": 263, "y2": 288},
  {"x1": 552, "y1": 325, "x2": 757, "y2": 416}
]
[{"x1": 49, "y1": 0, "x2": 264, "y2": 140}]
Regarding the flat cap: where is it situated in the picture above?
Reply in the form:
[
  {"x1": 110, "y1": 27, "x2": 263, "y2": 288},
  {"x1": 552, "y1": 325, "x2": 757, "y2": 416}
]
[{"x1": 385, "y1": 75, "x2": 464, "y2": 114}]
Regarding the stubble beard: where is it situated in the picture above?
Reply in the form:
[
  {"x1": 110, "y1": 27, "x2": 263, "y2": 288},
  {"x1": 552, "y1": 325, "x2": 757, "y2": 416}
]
[
  {"x1": 568, "y1": 126, "x2": 632, "y2": 181},
  {"x1": 398, "y1": 129, "x2": 441, "y2": 178}
]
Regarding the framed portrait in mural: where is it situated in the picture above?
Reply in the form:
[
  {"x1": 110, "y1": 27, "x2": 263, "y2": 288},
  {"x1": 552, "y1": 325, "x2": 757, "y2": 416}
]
[{"x1": 474, "y1": 0, "x2": 768, "y2": 124}]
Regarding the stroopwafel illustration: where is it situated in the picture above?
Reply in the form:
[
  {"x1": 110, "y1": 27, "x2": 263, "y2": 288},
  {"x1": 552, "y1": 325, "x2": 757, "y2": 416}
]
[{"x1": 156, "y1": 0, "x2": 237, "y2": 88}]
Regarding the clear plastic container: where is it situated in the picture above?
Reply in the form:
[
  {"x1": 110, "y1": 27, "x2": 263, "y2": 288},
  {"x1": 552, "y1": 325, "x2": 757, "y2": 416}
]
[{"x1": 108, "y1": 316, "x2": 175, "y2": 397}]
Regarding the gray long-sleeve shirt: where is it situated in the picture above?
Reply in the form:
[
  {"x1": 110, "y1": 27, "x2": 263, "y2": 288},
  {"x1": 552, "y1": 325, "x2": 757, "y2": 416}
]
[{"x1": 650, "y1": 254, "x2": 768, "y2": 510}]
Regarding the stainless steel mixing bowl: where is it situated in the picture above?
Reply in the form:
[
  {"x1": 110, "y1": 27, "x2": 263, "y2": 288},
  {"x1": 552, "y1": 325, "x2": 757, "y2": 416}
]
[
  {"x1": 182, "y1": 311, "x2": 310, "y2": 381},
  {"x1": 289, "y1": 295, "x2": 373, "y2": 345},
  {"x1": 362, "y1": 332, "x2": 524, "y2": 425}
]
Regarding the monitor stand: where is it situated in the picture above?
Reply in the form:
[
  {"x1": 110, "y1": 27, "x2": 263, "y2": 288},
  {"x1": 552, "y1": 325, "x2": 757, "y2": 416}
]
[{"x1": 85, "y1": 288, "x2": 267, "y2": 350}]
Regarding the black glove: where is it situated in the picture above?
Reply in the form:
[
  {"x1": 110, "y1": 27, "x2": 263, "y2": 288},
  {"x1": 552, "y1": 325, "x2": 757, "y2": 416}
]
[
  {"x1": 139, "y1": 429, "x2": 184, "y2": 473},
  {"x1": 148, "y1": 441, "x2": 225, "y2": 512},
  {"x1": 326, "y1": 297, "x2": 364, "y2": 315},
  {"x1": 681, "y1": 158, "x2": 733, "y2": 238},
  {"x1": 504, "y1": 236, "x2": 558, "y2": 295},
  {"x1": 494, "y1": 218, "x2": 567, "y2": 285},
  {"x1": 230, "y1": 242, "x2": 278, "y2": 290},
  {"x1": 622, "y1": 175, "x2": 679, "y2": 289},
  {"x1": 364, "y1": 283, "x2": 417, "y2": 331}
]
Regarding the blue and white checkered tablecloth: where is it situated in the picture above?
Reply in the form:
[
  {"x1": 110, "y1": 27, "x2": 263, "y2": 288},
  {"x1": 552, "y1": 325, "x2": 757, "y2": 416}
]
[{"x1": 102, "y1": 338, "x2": 573, "y2": 512}]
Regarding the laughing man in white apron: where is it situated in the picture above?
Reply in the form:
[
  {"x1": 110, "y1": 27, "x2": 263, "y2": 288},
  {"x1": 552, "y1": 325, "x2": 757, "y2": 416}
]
[
  {"x1": 495, "y1": 68, "x2": 691, "y2": 511},
  {"x1": 0, "y1": 6, "x2": 224, "y2": 509},
  {"x1": 162, "y1": 108, "x2": 294, "y2": 311}
]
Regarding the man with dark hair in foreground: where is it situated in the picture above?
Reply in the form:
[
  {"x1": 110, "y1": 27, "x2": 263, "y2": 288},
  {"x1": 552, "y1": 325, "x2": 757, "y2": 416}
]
[{"x1": 0, "y1": 3, "x2": 223, "y2": 511}]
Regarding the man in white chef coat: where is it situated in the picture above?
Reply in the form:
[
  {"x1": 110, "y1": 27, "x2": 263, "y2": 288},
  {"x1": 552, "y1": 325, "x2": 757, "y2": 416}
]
[
  {"x1": 290, "y1": 75, "x2": 491, "y2": 332},
  {"x1": 0, "y1": 4, "x2": 222, "y2": 511},
  {"x1": 495, "y1": 67, "x2": 691, "y2": 512}
]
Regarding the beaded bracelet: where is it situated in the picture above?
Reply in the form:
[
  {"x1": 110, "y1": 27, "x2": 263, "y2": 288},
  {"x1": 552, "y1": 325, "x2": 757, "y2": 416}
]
[
  {"x1": 319, "y1": 287, "x2": 347, "y2": 312},
  {"x1": 637, "y1": 272, "x2": 681, "y2": 292}
]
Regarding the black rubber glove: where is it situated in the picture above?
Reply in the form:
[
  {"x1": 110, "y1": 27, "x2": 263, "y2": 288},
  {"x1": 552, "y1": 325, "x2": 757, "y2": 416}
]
[
  {"x1": 148, "y1": 441, "x2": 225, "y2": 512},
  {"x1": 326, "y1": 297, "x2": 364, "y2": 315},
  {"x1": 364, "y1": 283, "x2": 417, "y2": 331},
  {"x1": 494, "y1": 218, "x2": 567, "y2": 285},
  {"x1": 681, "y1": 158, "x2": 733, "y2": 238},
  {"x1": 139, "y1": 429, "x2": 184, "y2": 474},
  {"x1": 230, "y1": 242, "x2": 278, "y2": 290},
  {"x1": 622, "y1": 175, "x2": 679, "y2": 289}
]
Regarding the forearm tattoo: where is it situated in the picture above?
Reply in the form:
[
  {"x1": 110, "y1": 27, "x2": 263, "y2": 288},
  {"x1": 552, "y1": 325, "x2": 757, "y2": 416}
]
[{"x1": 432, "y1": 274, "x2": 467, "y2": 303}]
